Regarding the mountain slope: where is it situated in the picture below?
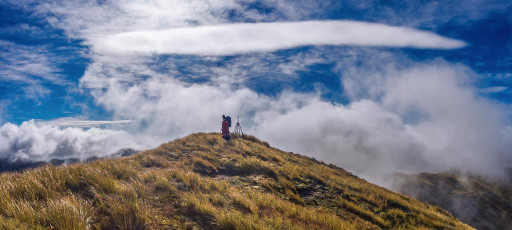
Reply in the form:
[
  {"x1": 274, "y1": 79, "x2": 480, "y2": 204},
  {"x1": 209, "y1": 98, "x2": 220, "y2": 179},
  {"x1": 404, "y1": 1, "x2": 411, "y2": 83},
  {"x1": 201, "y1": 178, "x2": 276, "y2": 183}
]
[
  {"x1": 0, "y1": 133, "x2": 472, "y2": 229},
  {"x1": 393, "y1": 172, "x2": 512, "y2": 230}
]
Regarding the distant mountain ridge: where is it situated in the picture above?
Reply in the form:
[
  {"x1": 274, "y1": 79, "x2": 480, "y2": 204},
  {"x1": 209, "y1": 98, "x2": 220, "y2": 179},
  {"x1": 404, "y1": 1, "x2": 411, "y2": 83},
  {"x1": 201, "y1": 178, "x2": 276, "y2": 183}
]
[
  {"x1": 393, "y1": 172, "x2": 512, "y2": 230},
  {"x1": 0, "y1": 133, "x2": 472, "y2": 229}
]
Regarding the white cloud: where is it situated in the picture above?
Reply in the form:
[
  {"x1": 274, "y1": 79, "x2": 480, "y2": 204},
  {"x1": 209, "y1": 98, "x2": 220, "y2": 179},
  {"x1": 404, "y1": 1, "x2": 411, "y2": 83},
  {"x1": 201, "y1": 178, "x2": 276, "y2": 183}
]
[
  {"x1": 80, "y1": 60, "x2": 272, "y2": 138},
  {"x1": 251, "y1": 99, "x2": 431, "y2": 178},
  {"x1": 95, "y1": 20, "x2": 467, "y2": 56},
  {"x1": 0, "y1": 120, "x2": 144, "y2": 162}
]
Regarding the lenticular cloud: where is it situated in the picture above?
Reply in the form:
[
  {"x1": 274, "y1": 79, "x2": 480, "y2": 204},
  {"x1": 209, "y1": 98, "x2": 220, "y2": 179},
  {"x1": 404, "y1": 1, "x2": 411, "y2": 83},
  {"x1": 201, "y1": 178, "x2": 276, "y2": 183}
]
[{"x1": 95, "y1": 20, "x2": 467, "y2": 55}]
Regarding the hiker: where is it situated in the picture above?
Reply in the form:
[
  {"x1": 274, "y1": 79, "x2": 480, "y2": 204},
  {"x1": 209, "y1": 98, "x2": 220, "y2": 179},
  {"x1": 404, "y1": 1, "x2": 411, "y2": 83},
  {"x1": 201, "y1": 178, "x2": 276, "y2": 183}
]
[{"x1": 221, "y1": 115, "x2": 230, "y2": 140}]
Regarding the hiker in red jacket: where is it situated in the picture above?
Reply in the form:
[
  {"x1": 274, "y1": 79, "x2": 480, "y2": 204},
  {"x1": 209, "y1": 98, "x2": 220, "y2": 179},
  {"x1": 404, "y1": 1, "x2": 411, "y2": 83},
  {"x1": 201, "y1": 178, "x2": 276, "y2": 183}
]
[{"x1": 221, "y1": 115, "x2": 230, "y2": 140}]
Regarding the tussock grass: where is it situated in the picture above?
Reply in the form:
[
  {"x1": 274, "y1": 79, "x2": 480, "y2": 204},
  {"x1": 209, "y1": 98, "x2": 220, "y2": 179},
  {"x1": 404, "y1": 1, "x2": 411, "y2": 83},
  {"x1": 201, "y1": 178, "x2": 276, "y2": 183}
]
[
  {"x1": 191, "y1": 157, "x2": 218, "y2": 176},
  {"x1": 0, "y1": 133, "x2": 473, "y2": 229},
  {"x1": 101, "y1": 188, "x2": 147, "y2": 230},
  {"x1": 229, "y1": 192, "x2": 258, "y2": 214},
  {"x1": 40, "y1": 196, "x2": 92, "y2": 230},
  {"x1": 217, "y1": 211, "x2": 262, "y2": 230},
  {"x1": 229, "y1": 157, "x2": 278, "y2": 178},
  {"x1": 0, "y1": 214, "x2": 32, "y2": 229},
  {"x1": 338, "y1": 197, "x2": 389, "y2": 228},
  {"x1": 153, "y1": 176, "x2": 177, "y2": 194},
  {"x1": 136, "y1": 154, "x2": 168, "y2": 168},
  {"x1": 185, "y1": 194, "x2": 217, "y2": 218}
]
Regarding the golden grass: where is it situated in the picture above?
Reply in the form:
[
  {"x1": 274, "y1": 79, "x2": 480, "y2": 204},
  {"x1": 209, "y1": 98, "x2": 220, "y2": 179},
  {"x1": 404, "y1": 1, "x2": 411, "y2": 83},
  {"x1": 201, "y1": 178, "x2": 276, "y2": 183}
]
[
  {"x1": 0, "y1": 133, "x2": 473, "y2": 229},
  {"x1": 101, "y1": 186, "x2": 147, "y2": 229}
]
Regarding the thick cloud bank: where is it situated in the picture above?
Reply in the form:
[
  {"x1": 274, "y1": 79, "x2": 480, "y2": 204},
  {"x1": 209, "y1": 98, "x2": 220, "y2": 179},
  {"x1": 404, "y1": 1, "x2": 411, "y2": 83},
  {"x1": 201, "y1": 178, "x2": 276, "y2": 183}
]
[
  {"x1": 253, "y1": 63, "x2": 512, "y2": 184},
  {"x1": 0, "y1": 121, "x2": 143, "y2": 162},
  {"x1": 96, "y1": 20, "x2": 467, "y2": 55}
]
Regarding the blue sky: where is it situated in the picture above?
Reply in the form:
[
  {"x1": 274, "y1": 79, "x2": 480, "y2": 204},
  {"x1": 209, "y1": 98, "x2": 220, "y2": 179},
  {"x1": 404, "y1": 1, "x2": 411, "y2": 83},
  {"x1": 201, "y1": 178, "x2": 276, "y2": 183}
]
[{"x1": 0, "y1": 0, "x2": 511, "y2": 184}]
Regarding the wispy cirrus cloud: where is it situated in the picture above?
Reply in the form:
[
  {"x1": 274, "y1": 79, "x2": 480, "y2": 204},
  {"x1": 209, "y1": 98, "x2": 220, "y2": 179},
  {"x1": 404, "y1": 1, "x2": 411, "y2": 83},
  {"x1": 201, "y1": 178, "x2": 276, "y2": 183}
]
[
  {"x1": 0, "y1": 40, "x2": 66, "y2": 102},
  {"x1": 0, "y1": 101, "x2": 8, "y2": 124},
  {"x1": 266, "y1": 0, "x2": 512, "y2": 28},
  {"x1": 0, "y1": 40, "x2": 65, "y2": 84},
  {"x1": 480, "y1": 86, "x2": 508, "y2": 93},
  {"x1": 95, "y1": 20, "x2": 467, "y2": 56},
  {"x1": 34, "y1": 0, "x2": 244, "y2": 39}
]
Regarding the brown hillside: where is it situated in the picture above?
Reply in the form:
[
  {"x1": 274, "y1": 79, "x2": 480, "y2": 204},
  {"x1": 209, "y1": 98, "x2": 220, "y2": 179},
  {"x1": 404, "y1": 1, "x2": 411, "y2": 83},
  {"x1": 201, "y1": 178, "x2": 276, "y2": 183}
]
[{"x1": 0, "y1": 133, "x2": 472, "y2": 229}]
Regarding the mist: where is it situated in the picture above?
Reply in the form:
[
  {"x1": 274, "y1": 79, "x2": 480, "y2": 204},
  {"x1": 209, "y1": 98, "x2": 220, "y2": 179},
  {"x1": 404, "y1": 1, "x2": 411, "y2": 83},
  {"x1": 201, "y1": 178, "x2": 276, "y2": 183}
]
[{"x1": 253, "y1": 60, "x2": 512, "y2": 185}]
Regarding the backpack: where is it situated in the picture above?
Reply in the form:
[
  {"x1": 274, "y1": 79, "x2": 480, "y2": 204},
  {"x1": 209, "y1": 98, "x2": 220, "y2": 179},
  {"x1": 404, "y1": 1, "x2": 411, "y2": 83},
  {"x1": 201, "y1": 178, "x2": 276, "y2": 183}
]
[{"x1": 226, "y1": 116, "x2": 231, "y2": 127}]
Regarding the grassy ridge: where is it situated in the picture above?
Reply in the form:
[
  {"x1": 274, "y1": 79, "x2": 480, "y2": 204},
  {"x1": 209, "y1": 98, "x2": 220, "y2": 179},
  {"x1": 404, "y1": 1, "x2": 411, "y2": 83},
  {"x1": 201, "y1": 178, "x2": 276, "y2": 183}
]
[{"x1": 0, "y1": 133, "x2": 472, "y2": 229}]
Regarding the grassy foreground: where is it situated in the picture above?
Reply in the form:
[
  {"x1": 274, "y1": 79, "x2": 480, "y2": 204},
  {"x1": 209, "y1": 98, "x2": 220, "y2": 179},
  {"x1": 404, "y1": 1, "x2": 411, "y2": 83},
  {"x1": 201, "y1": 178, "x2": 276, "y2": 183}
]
[{"x1": 0, "y1": 133, "x2": 472, "y2": 229}]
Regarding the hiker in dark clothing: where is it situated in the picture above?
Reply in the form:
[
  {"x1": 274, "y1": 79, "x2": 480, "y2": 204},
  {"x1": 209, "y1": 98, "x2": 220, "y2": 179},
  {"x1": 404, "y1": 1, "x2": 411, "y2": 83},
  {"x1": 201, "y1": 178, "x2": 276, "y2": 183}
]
[{"x1": 222, "y1": 115, "x2": 230, "y2": 140}]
